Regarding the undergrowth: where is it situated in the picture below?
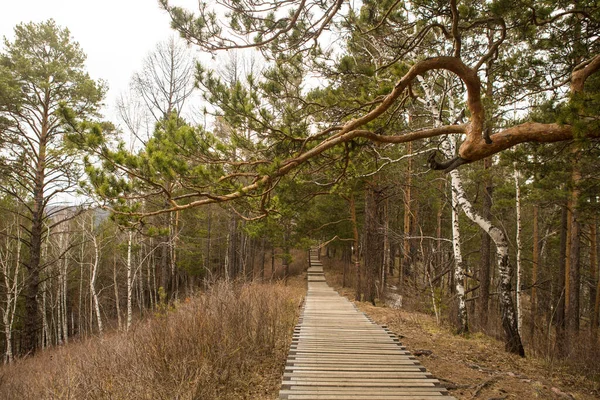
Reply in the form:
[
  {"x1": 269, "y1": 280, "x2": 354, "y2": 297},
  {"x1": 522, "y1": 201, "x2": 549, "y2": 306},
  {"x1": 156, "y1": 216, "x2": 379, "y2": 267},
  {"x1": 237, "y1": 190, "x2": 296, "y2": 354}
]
[{"x1": 0, "y1": 280, "x2": 304, "y2": 399}]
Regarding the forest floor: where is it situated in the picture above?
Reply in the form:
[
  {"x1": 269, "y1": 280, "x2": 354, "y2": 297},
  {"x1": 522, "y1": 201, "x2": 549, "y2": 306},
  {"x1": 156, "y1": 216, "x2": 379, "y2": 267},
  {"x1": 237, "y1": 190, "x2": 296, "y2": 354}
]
[{"x1": 321, "y1": 262, "x2": 599, "y2": 400}]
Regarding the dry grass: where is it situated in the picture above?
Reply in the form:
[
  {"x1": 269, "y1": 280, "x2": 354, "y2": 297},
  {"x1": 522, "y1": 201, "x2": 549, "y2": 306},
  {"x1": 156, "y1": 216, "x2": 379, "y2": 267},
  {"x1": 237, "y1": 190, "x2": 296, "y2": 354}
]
[
  {"x1": 0, "y1": 278, "x2": 305, "y2": 400},
  {"x1": 320, "y1": 255, "x2": 600, "y2": 399}
]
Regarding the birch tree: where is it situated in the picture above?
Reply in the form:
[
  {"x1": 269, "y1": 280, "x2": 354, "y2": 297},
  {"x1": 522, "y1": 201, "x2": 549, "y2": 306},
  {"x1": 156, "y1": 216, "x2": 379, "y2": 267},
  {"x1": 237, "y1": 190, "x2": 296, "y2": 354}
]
[
  {"x1": 0, "y1": 215, "x2": 23, "y2": 363},
  {"x1": 513, "y1": 164, "x2": 523, "y2": 338},
  {"x1": 81, "y1": 214, "x2": 103, "y2": 335}
]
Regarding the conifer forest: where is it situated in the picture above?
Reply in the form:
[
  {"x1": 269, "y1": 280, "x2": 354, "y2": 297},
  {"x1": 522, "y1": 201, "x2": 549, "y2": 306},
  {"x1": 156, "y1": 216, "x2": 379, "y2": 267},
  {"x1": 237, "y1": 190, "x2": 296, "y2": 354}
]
[{"x1": 0, "y1": 0, "x2": 599, "y2": 398}]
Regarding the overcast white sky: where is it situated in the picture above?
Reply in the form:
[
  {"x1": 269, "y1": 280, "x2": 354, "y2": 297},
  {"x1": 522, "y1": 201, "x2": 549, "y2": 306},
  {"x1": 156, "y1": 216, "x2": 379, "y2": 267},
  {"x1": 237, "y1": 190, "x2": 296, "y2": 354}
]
[{"x1": 0, "y1": 0, "x2": 199, "y2": 120}]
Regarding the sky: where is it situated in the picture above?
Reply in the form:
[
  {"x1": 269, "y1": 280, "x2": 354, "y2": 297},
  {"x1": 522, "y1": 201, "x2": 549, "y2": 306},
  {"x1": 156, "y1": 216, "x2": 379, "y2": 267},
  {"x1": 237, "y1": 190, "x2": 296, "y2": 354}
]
[{"x1": 0, "y1": 0, "x2": 199, "y2": 120}]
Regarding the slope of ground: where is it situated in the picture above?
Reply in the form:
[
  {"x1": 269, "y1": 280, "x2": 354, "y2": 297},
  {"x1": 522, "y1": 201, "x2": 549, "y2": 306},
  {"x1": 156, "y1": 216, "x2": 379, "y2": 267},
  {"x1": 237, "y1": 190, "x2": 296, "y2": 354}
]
[
  {"x1": 0, "y1": 277, "x2": 306, "y2": 400},
  {"x1": 322, "y1": 259, "x2": 599, "y2": 400},
  {"x1": 357, "y1": 302, "x2": 598, "y2": 400}
]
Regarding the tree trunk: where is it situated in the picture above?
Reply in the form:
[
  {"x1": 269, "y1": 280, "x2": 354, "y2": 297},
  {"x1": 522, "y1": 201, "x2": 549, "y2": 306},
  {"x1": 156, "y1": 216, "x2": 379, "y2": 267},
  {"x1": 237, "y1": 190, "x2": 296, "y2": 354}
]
[
  {"x1": 206, "y1": 209, "x2": 212, "y2": 273},
  {"x1": 450, "y1": 172, "x2": 468, "y2": 334},
  {"x1": 349, "y1": 194, "x2": 361, "y2": 302},
  {"x1": 283, "y1": 225, "x2": 291, "y2": 284},
  {"x1": 448, "y1": 137, "x2": 524, "y2": 356},
  {"x1": 23, "y1": 215, "x2": 43, "y2": 354},
  {"x1": 590, "y1": 218, "x2": 600, "y2": 338},
  {"x1": 514, "y1": 164, "x2": 523, "y2": 338},
  {"x1": 364, "y1": 183, "x2": 384, "y2": 304},
  {"x1": 78, "y1": 240, "x2": 85, "y2": 337},
  {"x1": 113, "y1": 255, "x2": 122, "y2": 331},
  {"x1": 261, "y1": 237, "x2": 266, "y2": 281},
  {"x1": 42, "y1": 279, "x2": 49, "y2": 349},
  {"x1": 127, "y1": 231, "x2": 133, "y2": 330},
  {"x1": 382, "y1": 197, "x2": 390, "y2": 294},
  {"x1": 555, "y1": 205, "x2": 568, "y2": 354},
  {"x1": 227, "y1": 213, "x2": 239, "y2": 279},
  {"x1": 436, "y1": 179, "x2": 445, "y2": 279},
  {"x1": 566, "y1": 163, "x2": 581, "y2": 344},
  {"x1": 402, "y1": 142, "x2": 412, "y2": 282},
  {"x1": 531, "y1": 205, "x2": 540, "y2": 339},
  {"x1": 591, "y1": 218, "x2": 599, "y2": 336},
  {"x1": 90, "y1": 226, "x2": 103, "y2": 335},
  {"x1": 271, "y1": 246, "x2": 275, "y2": 281},
  {"x1": 478, "y1": 158, "x2": 493, "y2": 330},
  {"x1": 2, "y1": 220, "x2": 21, "y2": 363}
]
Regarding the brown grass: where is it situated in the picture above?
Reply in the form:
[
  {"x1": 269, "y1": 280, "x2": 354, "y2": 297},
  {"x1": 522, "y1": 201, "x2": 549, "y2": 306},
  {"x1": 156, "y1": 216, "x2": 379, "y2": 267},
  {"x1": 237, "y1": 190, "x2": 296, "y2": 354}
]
[
  {"x1": 0, "y1": 278, "x2": 305, "y2": 400},
  {"x1": 320, "y1": 255, "x2": 600, "y2": 399}
]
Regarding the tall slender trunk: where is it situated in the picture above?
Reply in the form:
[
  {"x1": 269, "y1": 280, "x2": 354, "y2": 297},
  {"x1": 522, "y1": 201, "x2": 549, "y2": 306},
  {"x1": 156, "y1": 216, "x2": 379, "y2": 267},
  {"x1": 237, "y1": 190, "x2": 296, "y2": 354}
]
[
  {"x1": 113, "y1": 255, "x2": 122, "y2": 331},
  {"x1": 567, "y1": 166, "x2": 581, "y2": 336},
  {"x1": 590, "y1": 217, "x2": 599, "y2": 336},
  {"x1": 127, "y1": 231, "x2": 133, "y2": 330},
  {"x1": 350, "y1": 194, "x2": 361, "y2": 301},
  {"x1": 260, "y1": 237, "x2": 266, "y2": 281},
  {"x1": 169, "y1": 211, "x2": 179, "y2": 299},
  {"x1": 478, "y1": 157, "x2": 493, "y2": 330},
  {"x1": 24, "y1": 211, "x2": 43, "y2": 353},
  {"x1": 283, "y1": 225, "x2": 291, "y2": 284},
  {"x1": 42, "y1": 280, "x2": 49, "y2": 348},
  {"x1": 593, "y1": 229, "x2": 600, "y2": 338},
  {"x1": 514, "y1": 164, "x2": 523, "y2": 338},
  {"x1": 2, "y1": 220, "x2": 21, "y2": 363},
  {"x1": 41, "y1": 227, "x2": 51, "y2": 348},
  {"x1": 556, "y1": 205, "x2": 568, "y2": 354},
  {"x1": 420, "y1": 76, "x2": 468, "y2": 334},
  {"x1": 436, "y1": 179, "x2": 445, "y2": 278},
  {"x1": 402, "y1": 142, "x2": 412, "y2": 282},
  {"x1": 206, "y1": 209, "x2": 212, "y2": 273},
  {"x1": 440, "y1": 137, "x2": 468, "y2": 334},
  {"x1": 565, "y1": 205, "x2": 572, "y2": 314},
  {"x1": 78, "y1": 240, "x2": 84, "y2": 336},
  {"x1": 531, "y1": 205, "x2": 540, "y2": 339},
  {"x1": 62, "y1": 243, "x2": 68, "y2": 344},
  {"x1": 89, "y1": 223, "x2": 103, "y2": 335},
  {"x1": 227, "y1": 214, "x2": 238, "y2": 279},
  {"x1": 447, "y1": 136, "x2": 524, "y2": 356},
  {"x1": 382, "y1": 197, "x2": 390, "y2": 293},
  {"x1": 450, "y1": 173, "x2": 468, "y2": 334},
  {"x1": 479, "y1": 36, "x2": 495, "y2": 331},
  {"x1": 364, "y1": 183, "x2": 384, "y2": 304}
]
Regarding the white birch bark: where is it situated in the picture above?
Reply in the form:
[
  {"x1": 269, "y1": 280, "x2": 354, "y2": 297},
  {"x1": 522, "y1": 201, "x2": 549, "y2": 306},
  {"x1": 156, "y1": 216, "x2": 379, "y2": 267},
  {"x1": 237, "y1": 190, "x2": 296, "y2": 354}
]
[
  {"x1": 56, "y1": 229, "x2": 69, "y2": 345},
  {"x1": 62, "y1": 250, "x2": 68, "y2": 344},
  {"x1": 419, "y1": 75, "x2": 468, "y2": 333},
  {"x1": 440, "y1": 137, "x2": 469, "y2": 333},
  {"x1": 88, "y1": 218, "x2": 103, "y2": 335},
  {"x1": 448, "y1": 145, "x2": 523, "y2": 354},
  {"x1": 1, "y1": 220, "x2": 22, "y2": 363},
  {"x1": 42, "y1": 280, "x2": 49, "y2": 348},
  {"x1": 126, "y1": 230, "x2": 133, "y2": 331},
  {"x1": 78, "y1": 238, "x2": 84, "y2": 336},
  {"x1": 513, "y1": 163, "x2": 523, "y2": 338},
  {"x1": 419, "y1": 75, "x2": 523, "y2": 354},
  {"x1": 113, "y1": 255, "x2": 122, "y2": 331}
]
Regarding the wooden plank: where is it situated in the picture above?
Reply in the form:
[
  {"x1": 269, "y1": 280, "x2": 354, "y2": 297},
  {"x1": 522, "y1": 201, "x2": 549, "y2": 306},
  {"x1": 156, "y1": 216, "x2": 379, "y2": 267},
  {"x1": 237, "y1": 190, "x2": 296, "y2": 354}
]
[{"x1": 280, "y1": 248, "x2": 455, "y2": 400}]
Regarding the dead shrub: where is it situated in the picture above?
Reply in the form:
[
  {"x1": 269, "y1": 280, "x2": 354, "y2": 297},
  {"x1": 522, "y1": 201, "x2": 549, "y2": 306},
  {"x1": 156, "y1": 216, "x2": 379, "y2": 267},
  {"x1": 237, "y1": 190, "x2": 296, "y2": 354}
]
[{"x1": 0, "y1": 281, "x2": 303, "y2": 399}]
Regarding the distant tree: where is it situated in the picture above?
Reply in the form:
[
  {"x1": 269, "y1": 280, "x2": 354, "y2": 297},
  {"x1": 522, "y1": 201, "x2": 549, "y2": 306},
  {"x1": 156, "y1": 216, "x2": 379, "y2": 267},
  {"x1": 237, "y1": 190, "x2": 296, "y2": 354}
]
[
  {"x1": 0, "y1": 20, "x2": 105, "y2": 354},
  {"x1": 131, "y1": 36, "x2": 196, "y2": 123}
]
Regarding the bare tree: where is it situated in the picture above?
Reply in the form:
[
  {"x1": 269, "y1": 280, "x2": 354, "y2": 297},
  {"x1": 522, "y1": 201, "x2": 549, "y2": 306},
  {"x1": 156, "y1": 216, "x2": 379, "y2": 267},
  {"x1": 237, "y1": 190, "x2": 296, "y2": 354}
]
[{"x1": 131, "y1": 36, "x2": 196, "y2": 122}]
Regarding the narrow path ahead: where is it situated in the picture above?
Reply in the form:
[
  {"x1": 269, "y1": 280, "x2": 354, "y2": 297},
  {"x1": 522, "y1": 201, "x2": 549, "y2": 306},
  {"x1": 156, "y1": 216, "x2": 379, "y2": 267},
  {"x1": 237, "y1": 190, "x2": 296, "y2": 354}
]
[{"x1": 279, "y1": 249, "x2": 456, "y2": 400}]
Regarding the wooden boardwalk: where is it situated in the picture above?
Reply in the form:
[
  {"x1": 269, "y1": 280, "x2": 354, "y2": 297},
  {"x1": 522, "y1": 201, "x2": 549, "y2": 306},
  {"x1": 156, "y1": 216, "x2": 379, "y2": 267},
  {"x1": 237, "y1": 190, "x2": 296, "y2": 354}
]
[{"x1": 279, "y1": 249, "x2": 455, "y2": 400}]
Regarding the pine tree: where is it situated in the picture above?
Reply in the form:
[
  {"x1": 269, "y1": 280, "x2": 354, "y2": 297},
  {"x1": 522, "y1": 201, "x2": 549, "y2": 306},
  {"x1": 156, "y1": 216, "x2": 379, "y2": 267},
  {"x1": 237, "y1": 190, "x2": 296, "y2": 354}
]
[{"x1": 0, "y1": 20, "x2": 105, "y2": 354}]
